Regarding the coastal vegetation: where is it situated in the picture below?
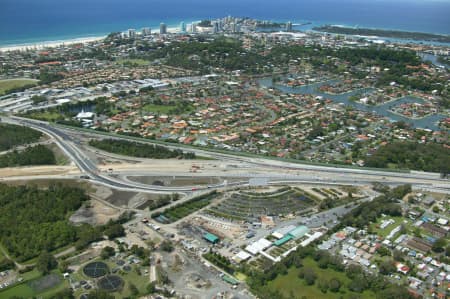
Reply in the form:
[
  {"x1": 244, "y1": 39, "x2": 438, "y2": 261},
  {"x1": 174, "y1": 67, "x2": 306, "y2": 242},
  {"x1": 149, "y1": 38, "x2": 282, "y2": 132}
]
[
  {"x1": 0, "y1": 183, "x2": 133, "y2": 263},
  {"x1": 364, "y1": 141, "x2": 450, "y2": 174},
  {"x1": 0, "y1": 144, "x2": 57, "y2": 167},
  {"x1": 314, "y1": 25, "x2": 450, "y2": 43},
  {"x1": 88, "y1": 138, "x2": 196, "y2": 159},
  {"x1": 0, "y1": 123, "x2": 43, "y2": 151},
  {"x1": 0, "y1": 183, "x2": 89, "y2": 261}
]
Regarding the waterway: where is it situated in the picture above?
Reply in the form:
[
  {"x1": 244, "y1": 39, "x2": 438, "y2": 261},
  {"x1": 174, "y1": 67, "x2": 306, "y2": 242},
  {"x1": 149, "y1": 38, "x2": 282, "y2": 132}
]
[
  {"x1": 258, "y1": 78, "x2": 445, "y2": 131},
  {"x1": 419, "y1": 53, "x2": 448, "y2": 69}
]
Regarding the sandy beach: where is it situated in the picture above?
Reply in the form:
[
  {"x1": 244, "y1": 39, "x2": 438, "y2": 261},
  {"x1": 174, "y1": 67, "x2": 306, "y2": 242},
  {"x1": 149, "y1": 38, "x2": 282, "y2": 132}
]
[
  {"x1": 0, "y1": 24, "x2": 186, "y2": 53},
  {"x1": 0, "y1": 35, "x2": 107, "y2": 52}
]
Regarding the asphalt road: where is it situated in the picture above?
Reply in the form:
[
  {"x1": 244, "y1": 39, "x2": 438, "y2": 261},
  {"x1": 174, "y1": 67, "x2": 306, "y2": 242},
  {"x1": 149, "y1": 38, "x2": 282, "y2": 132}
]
[{"x1": 3, "y1": 116, "x2": 450, "y2": 195}]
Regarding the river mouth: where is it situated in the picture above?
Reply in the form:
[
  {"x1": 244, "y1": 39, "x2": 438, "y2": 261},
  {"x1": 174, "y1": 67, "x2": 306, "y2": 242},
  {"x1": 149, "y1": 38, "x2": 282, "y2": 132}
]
[{"x1": 258, "y1": 77, "x2": 444, "y2": 131}]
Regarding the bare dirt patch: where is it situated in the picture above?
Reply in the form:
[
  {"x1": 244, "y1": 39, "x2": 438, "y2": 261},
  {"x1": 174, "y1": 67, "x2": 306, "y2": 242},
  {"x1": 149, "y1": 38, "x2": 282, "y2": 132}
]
[
  {"x1": 128, "y1": 176, "x2": 221, "y2": 187},
  {"x1": 0, "y1": 165, "x2": 79, "y2": 178},
  {"x1": 70, "y1": 199, "x2": 121, "y2": 225},
  {"x1": 105, "y1": 190, "x2": 138, "y2": 207},
  {"x1": 127, "y1": 192, "x2": 168, "y2": 209}
]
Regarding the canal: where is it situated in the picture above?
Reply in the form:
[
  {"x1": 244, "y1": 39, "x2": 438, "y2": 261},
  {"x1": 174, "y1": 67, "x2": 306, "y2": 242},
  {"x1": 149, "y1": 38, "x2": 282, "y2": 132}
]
[{"x1": 258, "y1": 77, "x2": 445, "y2": 131}]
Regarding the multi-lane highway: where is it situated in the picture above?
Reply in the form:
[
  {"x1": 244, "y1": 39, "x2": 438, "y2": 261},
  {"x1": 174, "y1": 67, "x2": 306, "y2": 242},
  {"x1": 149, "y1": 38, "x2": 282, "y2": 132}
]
[
  {"x1": 3, "y1": 116, "x2": 450, "y2": 194},
  {"x1": 5, "y1": 117, "x2": 204, "y2": 193}
]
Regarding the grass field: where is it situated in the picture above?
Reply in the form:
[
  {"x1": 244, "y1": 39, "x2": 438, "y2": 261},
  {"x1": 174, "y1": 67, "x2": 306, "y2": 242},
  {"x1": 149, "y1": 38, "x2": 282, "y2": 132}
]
[
  {"x1": 47, "y1": 143, "x2": 70, "y2": 165},
  {"x1": 120, "y1": 269, "x2": 150, "y2": 297},
  {"x1": 0, "y1": 270, "x2": 67, "y2": 299},
  {"x1": 370, "y1": 216, "x2": 408, "y2": 238},
  {"x1": 0, "y1": 79, "x2": 37, "y2": 95},
  {"x1": 268, "y1": 258, "x2": 376, "y2": 299},
  {"x1": 23, "y1": 111, "x2": 63, "y2": 122},
  {"x1": 235, "y1": 272, "x2": 248, "y2": 281},
  {"x1": 0, "y1": 282, "x2": 35, "y2": 298},
  {"x1": 116, "y1": 59, "x2": 150, "y2": 66}
]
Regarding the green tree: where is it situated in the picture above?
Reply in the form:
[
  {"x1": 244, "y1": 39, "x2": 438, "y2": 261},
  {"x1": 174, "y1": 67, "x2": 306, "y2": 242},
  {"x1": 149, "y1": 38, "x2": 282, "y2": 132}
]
[
  {"x1": 348, "y1": 274, "x2": 368, "y2": 293},
  {"x1": 299, "y1": 267, "x2": 316, "y2": 285},
  {"x1": 87, "y1": 290, "x2": 115, "y2": 299},
  {"x1": 379, "y1": 260, "x2": 396, "y2": 275},
  {"x1": 328, "y1": 278, "x2": 341, "y2": 292},
  {"x1": 31, "y1": 95, "x2": 47, "y2": 104},
  {"x1": 318, "y1": 278, "x2": 329, "y2": 293},
  {"x1": 377, "y1": 286, "x2": 414, "y2": 299},
  {"x1": 160, "y1": 240, "x2": 174, "y2": 252},
  {"x1": 58, "y1": 260, "x2": 69, "y2": 273},
  {"x1": 36, "y1": 251, "x2": 57, "y2": 274},
  {"x1": 146, "y1": 282, "x2": 156, "y2": 294},
  {"x1": 129, "y1": 282, "x2": 139, "y2": 296},
  {"x1": 48, "y1": 288, "x2": 74, "y2": 299},
  {"x1": 100, "y1": 246, "x2": 115, "y2": 259},
  {"x1": 377, "y1": 246, "x2": 391, "y2": 257},
  {"x1": 393, "y1": 249, "x2": 404, "y2": 262},
  {"x1": 345, "y1": 264, "x2": 363, "y2": 279},
  {"x1": 104, "y1": 223, "x2": 125, "y2": 240},
  {"x1": 432, "y1": 238, "x2": 447, "y2": 253}
]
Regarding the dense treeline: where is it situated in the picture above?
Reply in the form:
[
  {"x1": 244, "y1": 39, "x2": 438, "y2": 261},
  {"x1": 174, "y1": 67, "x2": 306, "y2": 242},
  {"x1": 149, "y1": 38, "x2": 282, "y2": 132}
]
[
  {"x1": 0, "y1": 257, "x2": 15, "y2": 271},
  {"x1": 38, "y1": 69, "x2": 64, "y2": 84},
  {"x1": 89, "y1": 139, "x2": 196, "y2": 159},
  {"x1": 73, "y1": 212, "x2": 131, "y2": 251},
  {"x1": 365, "y1": 141, "x2": 450, "y2": 174},
  {"x1": 203, "y1": 251, "x2": 235, "y2": 274},
  {"x1": 0, "y1": 183, "x2": 89, "y2": 261},
  {"x1": 0, "y1": 145, "x2": 56, "y2": 167},
  {"x1": 0, "y1": 183, "x2": 131, "y2": 262},
  {"x1": 0, "y1": 123, "x2": 42, "y2": 151},
  {"x1": 135, "y1": 37, "x2": 268, "y2": 74},
  {"x1": 268, "y1": 45, "x2": 420, "y2": 67}
]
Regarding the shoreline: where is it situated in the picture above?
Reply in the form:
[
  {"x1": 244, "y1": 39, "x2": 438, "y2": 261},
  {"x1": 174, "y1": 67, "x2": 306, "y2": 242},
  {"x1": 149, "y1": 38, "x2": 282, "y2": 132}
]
[
  {"x1": 0, "y1": 26, "x2": 182, "y2": 53},
  {"x1": 0, "y1": 36, "x2": 106, "y2": 52},
  {"x1": 1, "y1": 18, "x2": 449, "y2": 53}
]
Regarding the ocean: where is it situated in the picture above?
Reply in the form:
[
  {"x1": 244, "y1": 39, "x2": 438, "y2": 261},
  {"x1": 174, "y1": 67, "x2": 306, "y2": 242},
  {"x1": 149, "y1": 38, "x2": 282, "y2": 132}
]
[{"x1": 1, "y1": 0, "x2": 450, "y2": 46}]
